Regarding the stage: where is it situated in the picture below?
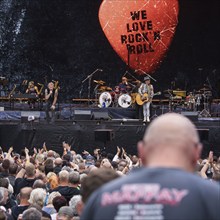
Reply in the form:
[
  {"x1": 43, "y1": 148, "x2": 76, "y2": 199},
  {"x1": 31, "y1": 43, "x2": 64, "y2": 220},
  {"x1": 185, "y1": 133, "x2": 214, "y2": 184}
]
[{"x1": 0, "y1": 106, "x2": 220, "y2": 157}]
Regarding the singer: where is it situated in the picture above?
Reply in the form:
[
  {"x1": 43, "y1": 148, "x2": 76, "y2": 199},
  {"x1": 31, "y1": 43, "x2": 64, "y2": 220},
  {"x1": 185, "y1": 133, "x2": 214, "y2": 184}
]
[
  {"x1": 45, "y1": 82, "x2": 59, "y2": 123},
  {"x1": 138, "y1": 76, "x2": 154, "y2": 122}
]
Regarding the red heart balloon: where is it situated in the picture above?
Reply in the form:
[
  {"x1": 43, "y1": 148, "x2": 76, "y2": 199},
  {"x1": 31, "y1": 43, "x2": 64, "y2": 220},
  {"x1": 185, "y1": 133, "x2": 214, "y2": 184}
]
[{"x1": 99, "y1": 0, "x2": 179, "y2": 74}]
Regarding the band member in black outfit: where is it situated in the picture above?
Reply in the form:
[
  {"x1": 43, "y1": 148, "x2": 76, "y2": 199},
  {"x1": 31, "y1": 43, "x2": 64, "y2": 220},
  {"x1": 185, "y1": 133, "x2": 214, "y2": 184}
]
[
  {"x1": 26, "y1": 81, "x2": 39, "y2": 109},
  {"x1": 118, "y1": 77, "x2": 131, "y2": 94},
  {"x1": 45, "y1": 82, "x2": 58, "y2": 122}
]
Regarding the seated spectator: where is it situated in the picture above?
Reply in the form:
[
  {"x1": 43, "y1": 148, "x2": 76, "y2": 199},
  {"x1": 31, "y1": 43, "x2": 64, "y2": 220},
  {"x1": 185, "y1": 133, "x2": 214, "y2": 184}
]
[{"x1": 11, "y1": 187, "x2": 32, "y2": 220}]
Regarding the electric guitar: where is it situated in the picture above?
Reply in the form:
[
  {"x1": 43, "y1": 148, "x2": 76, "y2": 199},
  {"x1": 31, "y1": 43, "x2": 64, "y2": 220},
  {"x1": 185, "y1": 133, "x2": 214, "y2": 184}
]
[{"x1": 136, "y1": 91, "x2": 161, "y2": 105}]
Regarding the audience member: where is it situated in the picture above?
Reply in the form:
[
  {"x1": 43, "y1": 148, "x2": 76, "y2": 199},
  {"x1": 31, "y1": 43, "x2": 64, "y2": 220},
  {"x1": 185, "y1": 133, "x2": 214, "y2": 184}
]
[{"x1": 80, "y1": 113, "x2": 220, "y2": 220}]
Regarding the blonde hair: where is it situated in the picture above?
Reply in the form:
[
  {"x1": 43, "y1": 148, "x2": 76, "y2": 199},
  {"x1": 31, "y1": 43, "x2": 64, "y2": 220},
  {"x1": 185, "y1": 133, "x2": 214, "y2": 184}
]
[
  {"x1": 47, "y1": 191, "x2": 61, "y2": 205},
  {"x1": 47, "y1": 172, "x2": 58, "y2": 190}
]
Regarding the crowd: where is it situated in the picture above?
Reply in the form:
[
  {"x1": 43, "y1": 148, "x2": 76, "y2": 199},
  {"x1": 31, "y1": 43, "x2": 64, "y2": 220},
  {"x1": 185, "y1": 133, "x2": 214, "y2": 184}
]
[{"x1": 0, "y1": 113, "x2": 219, "y2": 220}]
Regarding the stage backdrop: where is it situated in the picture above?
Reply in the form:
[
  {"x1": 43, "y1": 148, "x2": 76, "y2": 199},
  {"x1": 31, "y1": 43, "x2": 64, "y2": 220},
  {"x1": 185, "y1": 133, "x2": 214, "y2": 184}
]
[{"x1": 0, "y1": 0, "x2": 220, "y2": 101}]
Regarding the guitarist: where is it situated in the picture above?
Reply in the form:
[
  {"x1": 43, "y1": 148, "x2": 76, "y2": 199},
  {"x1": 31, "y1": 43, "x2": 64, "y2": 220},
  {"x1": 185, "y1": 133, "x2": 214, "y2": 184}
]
[{"x1": 138, "y1": 76, "x2": 154, "y2": 122}]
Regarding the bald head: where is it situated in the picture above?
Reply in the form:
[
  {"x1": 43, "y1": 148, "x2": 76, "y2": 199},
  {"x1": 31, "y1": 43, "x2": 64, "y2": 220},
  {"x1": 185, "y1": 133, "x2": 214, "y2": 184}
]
[
  {"x1": 139, "y1": 113, "x2": 202, "y2": 171},
  {"x1": 144, "y1": 113, "x2": 199, "y2": 146},
  {"x1": 20, "y1": 187, "x2": 32, "y2": 200}
]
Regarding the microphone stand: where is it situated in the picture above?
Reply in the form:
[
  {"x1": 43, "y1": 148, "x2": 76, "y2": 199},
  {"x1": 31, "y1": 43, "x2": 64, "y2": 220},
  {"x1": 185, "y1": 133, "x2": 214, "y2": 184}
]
[
  {"x1": 124, "y1": 70, "x2": 139, "y2": 81},
  {"x1": 135, "y1": 69, "x2": 157, "y2": 82},
  {"x1": 81, "y1": 69, "x2": 100, "y2": 106}
]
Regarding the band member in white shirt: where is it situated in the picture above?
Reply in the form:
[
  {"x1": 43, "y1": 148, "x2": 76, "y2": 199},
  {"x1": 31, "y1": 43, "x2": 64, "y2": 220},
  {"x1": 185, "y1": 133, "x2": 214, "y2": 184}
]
[
  {"x1": 138, "y1": 76, "x2": 154, "y2": 122},
  {"x1": 45, "y1": 82, "x2": 58, "y2": 122}
]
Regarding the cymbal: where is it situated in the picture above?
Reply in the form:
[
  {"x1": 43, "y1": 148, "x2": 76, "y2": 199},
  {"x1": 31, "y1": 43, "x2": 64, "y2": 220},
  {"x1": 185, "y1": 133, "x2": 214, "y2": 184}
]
[
  {"x1": 98, "y1": 86, "x2": 112, "y2": 91},
  {"x1": 93, "y1": 80, "x2": 105, "y2": 85},
  {"x1": 199, "y1": 87, "x2": 210, "y2": 91},
  {"x1": 132, "y1": 80, "x2": 141, "y2": 84},
  {"x1": 164, "y1": 89, "x2": 173, "y2": 93}
]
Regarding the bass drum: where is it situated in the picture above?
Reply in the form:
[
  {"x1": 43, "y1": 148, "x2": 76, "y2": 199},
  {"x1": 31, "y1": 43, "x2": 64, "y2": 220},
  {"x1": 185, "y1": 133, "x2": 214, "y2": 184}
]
[
  {"x1": 118, "y1": 94, "x2": 132, "y2": 108},
  {"x1": 99, "y1": 92, "x2": 112, "y2": 108}
]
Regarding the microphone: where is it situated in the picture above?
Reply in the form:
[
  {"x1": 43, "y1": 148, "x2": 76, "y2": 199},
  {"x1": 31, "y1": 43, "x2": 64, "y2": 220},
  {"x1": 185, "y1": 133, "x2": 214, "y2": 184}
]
[{"x1": 98, "y1": 69, "x2": 103, "y2": 72}]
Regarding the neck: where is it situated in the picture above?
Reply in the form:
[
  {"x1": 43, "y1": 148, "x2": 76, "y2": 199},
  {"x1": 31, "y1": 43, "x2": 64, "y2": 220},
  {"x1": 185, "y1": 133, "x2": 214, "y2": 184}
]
[
  {"x1": 20, "y1": 199, "x2": 29, "y2": 206},
  {"x1": 26, "y1": 175, "x2": 35, "y2": 179},
  {"x1": 145, "y1": 151, "x2": 195, "y2": 172},
  {"x1": 69, "y1": 183, "x2": 78, "y2": 188},
  {"x1": 59, "y1": 182, "x2": 68, "y2": 186}
]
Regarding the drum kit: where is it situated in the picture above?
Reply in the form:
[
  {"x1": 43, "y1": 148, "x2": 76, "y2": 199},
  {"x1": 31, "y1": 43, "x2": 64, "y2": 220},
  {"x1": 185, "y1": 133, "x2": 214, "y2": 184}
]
[
  {"x1": 93, "y1": 79, "x2": 139, "y2": 108},
  {"x1": 164, "y1": 85, "x2": 212, "y2": 115}
]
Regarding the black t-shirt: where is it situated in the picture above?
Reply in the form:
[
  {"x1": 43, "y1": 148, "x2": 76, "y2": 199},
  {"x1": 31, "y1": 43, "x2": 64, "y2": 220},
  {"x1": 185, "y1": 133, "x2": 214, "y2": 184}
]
[
  {"x1": 11, "y1": 205, "x2": 29, "y2": 220},
  {"x1": 14, "y1": 178, "x2": 36, "y2": 195},
  {"x1": 51, "y1": 186, "x2": 80, "y2": 201},
  {"x1": 8, "y1": 175, "x2": 16, "y2": 187},
  {"x1": 81, "y1": 167, "x2": 220, "y2": 220}
]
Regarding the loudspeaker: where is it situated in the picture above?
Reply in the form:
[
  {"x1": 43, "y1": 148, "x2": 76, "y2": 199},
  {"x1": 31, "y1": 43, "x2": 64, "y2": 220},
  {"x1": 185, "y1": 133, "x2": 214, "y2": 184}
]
[
  {"x1": 73, "y1": 110, "x2": 91, "y2": 120},
  {"x1": 21, "y1": 111, "x2": 40, "y2": 123},
  {"x1": 92, "y1": 112, "x2": 110, "y2": 120},
  {"x1": 181, "y1": 111, "x2": 198, "y2": 121},
  {"x1": 94, "y1": 129, "x2": 115, "y2": 142}
]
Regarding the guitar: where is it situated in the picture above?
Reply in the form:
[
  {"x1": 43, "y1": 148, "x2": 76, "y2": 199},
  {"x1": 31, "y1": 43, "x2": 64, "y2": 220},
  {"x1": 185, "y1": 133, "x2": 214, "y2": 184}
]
[{"x1": 136, "y1": 91, "x2": 161, "y2": 105}]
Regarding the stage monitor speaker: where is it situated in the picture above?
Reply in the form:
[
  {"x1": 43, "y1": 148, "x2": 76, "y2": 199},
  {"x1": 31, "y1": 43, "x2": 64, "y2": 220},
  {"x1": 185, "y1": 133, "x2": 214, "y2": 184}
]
[
  {"x1": 73, "y1": 110, "x2": 91, "y2": 120},
  {"x1": 21, "y1": 111, "x2": 40, "y2": 123},
  {"x1": 94, "y1": 129, "x2": 115, "y2": 142},
  {"x1": 92, "y1": 112, "x2": 110, "y2": 120},
  {"x1": 181, "y1": 111, "x2": 198, "y2": 121}
]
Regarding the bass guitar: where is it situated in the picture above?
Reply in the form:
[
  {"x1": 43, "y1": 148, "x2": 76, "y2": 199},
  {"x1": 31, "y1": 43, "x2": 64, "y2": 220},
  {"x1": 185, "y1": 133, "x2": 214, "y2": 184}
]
[{"x1": 136, "y1": 91, "x2": 161, "y2": 105}]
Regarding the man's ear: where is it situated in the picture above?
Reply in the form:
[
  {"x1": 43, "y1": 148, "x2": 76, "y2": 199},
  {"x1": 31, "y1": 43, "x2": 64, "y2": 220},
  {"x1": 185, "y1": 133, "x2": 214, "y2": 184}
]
[{"x1": 137, "y1": 141, "x2": 147, "y2": 166}]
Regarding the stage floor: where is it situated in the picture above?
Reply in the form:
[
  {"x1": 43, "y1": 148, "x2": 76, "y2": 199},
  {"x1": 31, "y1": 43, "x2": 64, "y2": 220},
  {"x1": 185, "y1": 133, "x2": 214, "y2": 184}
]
[{"x1": 0, "y1": 108, "x2": 220, "y2": 157}]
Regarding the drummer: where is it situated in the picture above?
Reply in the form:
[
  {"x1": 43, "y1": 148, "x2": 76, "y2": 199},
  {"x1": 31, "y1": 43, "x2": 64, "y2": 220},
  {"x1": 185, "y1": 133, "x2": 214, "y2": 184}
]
[{"x1": 118, "y1": 77, "x2": 131, "y2": 94}]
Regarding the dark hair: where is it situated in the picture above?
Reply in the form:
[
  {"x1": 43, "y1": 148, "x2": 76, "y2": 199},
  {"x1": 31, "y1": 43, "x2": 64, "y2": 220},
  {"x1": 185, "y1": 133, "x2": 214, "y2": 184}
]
[
  {"x1": 0, "y1": 178, "x2": 9, "y2": 188},
  {"x1": 111, "y1": 161, "x2": 118, "y2": 169},
  {"x1": 44, "y1": 164, "x2": 54, "y2": 175},
  {"x1": 107, "y1": 153, "x2": 114, "y2": 161},
  {"x1": 53, "y1": 196, "x2": 67, "y2": 212},
  {"x1": 2, "y1": 159, "x2": 10, "y2": 171},
  {"x1": 81, "y1": 168, "x2": 119, "y2": 203},
  {"x1": 9, "y1": 163, "x2": 18, "y2": 175},
  {"x1": 63, "y1": 154, "x2": 71, "y2": 162}
]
